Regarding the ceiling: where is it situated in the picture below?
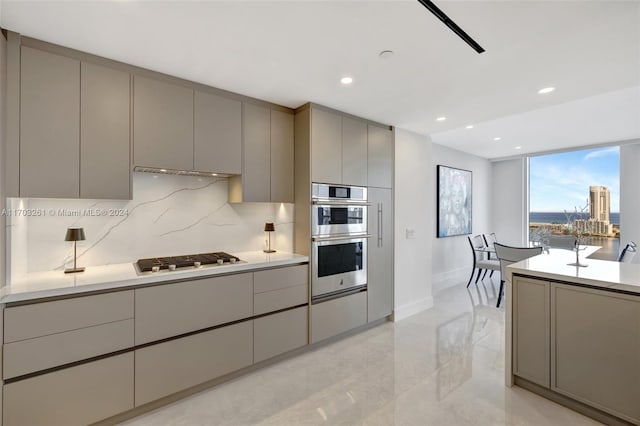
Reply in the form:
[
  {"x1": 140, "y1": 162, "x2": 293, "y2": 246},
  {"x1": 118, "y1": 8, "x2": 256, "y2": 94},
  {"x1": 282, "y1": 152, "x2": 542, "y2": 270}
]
[{"x1": 2, "y1": 0, "x2": 639, "y2": 159}]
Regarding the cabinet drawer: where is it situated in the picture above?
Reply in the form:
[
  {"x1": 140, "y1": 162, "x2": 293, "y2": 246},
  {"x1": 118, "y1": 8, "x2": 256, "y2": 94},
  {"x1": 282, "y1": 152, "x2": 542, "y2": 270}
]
[
  {"x1": 311, "y1": 292, "x2": 367, "y2": 343},
  {"x1": 254, "y1": 264, "x2": 308, "y2": 294},
  {"x1": 254, "y1": 306, "x2": 308, "y2": 363},
  {"x1": 3, "y1": 352, "x2": 134, "y2": 426},
  {"x1": 135, "y1": 321, "x2": 253, "y2": 406},
  {"x1": 254, "y1": 284, "x2": 307, "y2": 315},
  {"x1": 135, "y1": 273, "x2": 253, "y2": 344},
  {"x1": 4, "y1": 291, "x2": 134, "y2": 343},
  {"x1": 3, "y1": 319, "x2": 134, "y2": 379}
]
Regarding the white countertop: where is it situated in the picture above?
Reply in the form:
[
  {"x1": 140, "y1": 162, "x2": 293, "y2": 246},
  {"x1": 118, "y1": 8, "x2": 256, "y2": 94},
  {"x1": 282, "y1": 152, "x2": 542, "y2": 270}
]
[
  {"x1": 2, "y1": 251, "x2": 309, "y2": 304},
  {"x1": 507, "y1": 246, "x2": 640, "y2": 295}
]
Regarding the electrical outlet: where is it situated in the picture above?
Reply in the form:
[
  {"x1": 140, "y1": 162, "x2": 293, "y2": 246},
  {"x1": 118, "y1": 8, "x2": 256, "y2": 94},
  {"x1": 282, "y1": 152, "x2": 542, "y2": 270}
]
[{"x1": 405, "y1": 228, "x2": 416, "y2": 239}]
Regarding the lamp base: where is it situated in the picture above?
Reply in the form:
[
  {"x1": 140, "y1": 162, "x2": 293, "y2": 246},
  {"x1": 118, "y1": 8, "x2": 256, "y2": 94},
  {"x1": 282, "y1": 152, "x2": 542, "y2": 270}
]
[
  {"x1": 263, "y1": 249, "x2": 276, "y2": 253},
  {"x1": 64, "y1": 267, "x2": 85, "y2": 274}
]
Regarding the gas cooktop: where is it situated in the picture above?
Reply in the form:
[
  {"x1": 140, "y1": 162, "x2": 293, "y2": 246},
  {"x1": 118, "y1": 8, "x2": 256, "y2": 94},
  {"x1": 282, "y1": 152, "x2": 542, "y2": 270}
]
[{"x1": 136, "y1": 252, "x2": 242, "y2": 272}]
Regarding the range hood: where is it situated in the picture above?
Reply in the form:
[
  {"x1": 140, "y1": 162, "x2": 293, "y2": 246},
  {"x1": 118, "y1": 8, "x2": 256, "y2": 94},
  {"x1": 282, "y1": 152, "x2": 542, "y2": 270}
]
[{"x1": 133, "y1": 166, "x2": 234, "y2": 178}]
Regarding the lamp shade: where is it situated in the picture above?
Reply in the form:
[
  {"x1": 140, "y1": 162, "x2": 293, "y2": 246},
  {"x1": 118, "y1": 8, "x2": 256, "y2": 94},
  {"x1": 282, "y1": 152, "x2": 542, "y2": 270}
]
[
  {"x1": 264, "y1": 222, "x2": 275, "y2": 232},
  {"x1": 64, "y1": 227, "x2": 86, "y2": 242}
]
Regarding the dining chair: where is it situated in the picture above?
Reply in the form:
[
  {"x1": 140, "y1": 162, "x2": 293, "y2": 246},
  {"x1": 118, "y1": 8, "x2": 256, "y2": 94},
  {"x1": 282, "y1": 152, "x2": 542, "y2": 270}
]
[
  {"x1": 493, "y1": 243, "x2": 543, "y2": 308},
  {"x1": 618, "y1": 241, "x2": 637, "y2": 263},
  {"x1": 482, "y1": 233, "x2": 498, "y2": 275},
  {"x1": 467, "y1": 235, "x2": 500, "y2": 288}
]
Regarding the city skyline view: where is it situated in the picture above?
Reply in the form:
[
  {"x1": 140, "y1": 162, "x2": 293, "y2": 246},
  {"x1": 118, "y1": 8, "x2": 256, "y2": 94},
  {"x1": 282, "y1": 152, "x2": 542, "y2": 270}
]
[{"x1": 529, "y1": 146, "x2": 620, "y2": 212}]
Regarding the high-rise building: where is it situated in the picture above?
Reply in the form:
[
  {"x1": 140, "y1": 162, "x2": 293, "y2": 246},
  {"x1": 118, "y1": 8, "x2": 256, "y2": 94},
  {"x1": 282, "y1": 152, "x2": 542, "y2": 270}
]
[{"x1": 589, "y1": 185, "x2": 610, "y2": 222}]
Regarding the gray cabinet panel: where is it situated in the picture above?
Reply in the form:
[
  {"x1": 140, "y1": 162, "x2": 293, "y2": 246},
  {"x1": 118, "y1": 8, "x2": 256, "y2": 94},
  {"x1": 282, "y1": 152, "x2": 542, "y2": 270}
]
[
  {"x1": 253, "y1": 264, "x2": 308, "y2": 293},
  {"x1": 311, "y1": 108, "x2": 342, "y2": 185},
  {"x1": 367, "y1": 125, "x2": 393, "y2": 189},
  {"x1": 254, "y1": 284, "x2": 308, "y2": 316},
  {"x1": 311, "y1": 291, "x2": 367, "y2": 343},
  {"x1": 4, "y1": 291, "x2": 134, "y2": 343},
  {"x1": 342, "y1": 117, "x2": 367, "y2": 186},
  {"x1": 135, "y1": 273, "x2": 253, "y2": 344},
  {"x1": 135, "y1": 321, "x2": 253, "y2": 406},
  {"x1": 80, "y1": 62, "x2": 131, "y2": 199},
  {"x1": 3, "y1": 353, "x2": 134, "y2": 426},
  {"x1": 133, "y1": 75, "x2": 193, "y2": 170},
  {"x1": 368, "y1": 188, "x2": 393, "y2": 322},
  {"x1": 254, "y1": 306, "x2": 308, "y2": 363},
  {"x1": 194, "y1": 91, "x2": 242, "y2": 174},
  {"x1": 270, "y1": 109, "x2": 294, "y2": 202},
  {"x1": 551, "y1": 284, "x2": 640, "y2": 423},
  {"x1": 242, "y1": 103, "x2": 271, "y2": 202},
  {"x1": 513, "y1": 276, "x2": 550, "y2": 388},
  {"x1": 3, "y1": 319, "x2": 134, "y2": 379},
  {"x1": 20, "y1": 46, "x2": 80, "y2": 198}
]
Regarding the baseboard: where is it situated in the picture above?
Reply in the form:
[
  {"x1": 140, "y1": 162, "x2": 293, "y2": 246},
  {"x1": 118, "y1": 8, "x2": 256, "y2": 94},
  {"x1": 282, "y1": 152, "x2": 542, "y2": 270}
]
[
  {"x1": 432, "y1": 266, "x2": 470, "y2": 294},
  {"x1": 393, "y1": 296, "x2": 434, "y2": 321}
]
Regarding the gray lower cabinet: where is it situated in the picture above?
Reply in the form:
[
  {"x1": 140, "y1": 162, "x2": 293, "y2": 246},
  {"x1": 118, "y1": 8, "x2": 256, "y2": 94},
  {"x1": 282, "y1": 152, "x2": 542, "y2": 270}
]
[
  {"x1": 367, "y1": 124, "x2": 393, "y2": 189},
  {"x1": 135, "y1": 321, "x2": 253, "y2": 406},
  {"x1": 194, "y1": 90, "x2": 242, "y2": 175},
  {"x1": 3, "y1": 352, "x2": 134, "y2": 426},
  {"x1": 311, "y1": 291, "x2": 367, "y2": 343},
  {"x1": 20, "y1": 46, "x2": 80, "y2": 198},
  {"x1": 135, "y1": 273, "x2": 253, "y2": 344},
  {"x1": 512, "y1": 276, "x2": 550, "y2": 388},
  {"x1": 133, "y1": 75, "x2": 194, "y2": 171},
  {"x1": 254, "y1": 306, "x2": 308, "y2": 363},
  {"x1": 342, "y1": 116, "x2": 368, "y2": 186},
  {"x1": 311, "y1": 108, "x2": 342, "y2": 185},
  {"x1": 367, "y1": 187, "x2": 393, "y2": 322},
  {"x1": 271, "y1": 109, "x2": 295, "y2": 202},
  {"x1": 551, "y1": 284, "x2": 640, "y2": 423},
  {"x1": 80, "y1": 61, "x2": 131, "y2": 199}
]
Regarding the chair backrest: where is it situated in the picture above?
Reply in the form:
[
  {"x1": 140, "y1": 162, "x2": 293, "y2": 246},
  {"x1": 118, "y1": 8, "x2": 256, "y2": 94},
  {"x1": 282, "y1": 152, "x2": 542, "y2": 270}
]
[
  {"x1": 468, "y1": 235, "x2": 486, "y2": 262},
  {"x1": 494, "y1": 243, "x2": 543, "y2": 282},
  {"x1": 618, "y1": 241, "x2": 637, "y2": 263},
  {"x1": 483, "y1": 233, "x2": 497, "y2": 247}
]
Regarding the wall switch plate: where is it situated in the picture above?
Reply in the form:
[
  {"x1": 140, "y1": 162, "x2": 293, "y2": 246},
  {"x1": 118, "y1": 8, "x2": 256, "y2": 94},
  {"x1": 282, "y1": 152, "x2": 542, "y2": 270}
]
[{"x1": 405, "y1": 228, "x2": 416, "y2": 239}]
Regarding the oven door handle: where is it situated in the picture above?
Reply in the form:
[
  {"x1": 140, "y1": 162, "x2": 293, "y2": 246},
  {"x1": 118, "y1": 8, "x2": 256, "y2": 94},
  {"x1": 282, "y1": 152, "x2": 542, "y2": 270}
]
[
  {"x1": 311, "y1": 200, "x2": 371, "y2": 206},
  {"x1": 311, "y1": 234, "x2": 372, "y2": 242}
]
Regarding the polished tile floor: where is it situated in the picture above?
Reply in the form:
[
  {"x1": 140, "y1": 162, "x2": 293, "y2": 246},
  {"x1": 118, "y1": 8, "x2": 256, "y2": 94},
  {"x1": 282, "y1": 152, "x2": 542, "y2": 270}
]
[{"x1": 122, "y1": 276, "x2": 600, "y2": 425}]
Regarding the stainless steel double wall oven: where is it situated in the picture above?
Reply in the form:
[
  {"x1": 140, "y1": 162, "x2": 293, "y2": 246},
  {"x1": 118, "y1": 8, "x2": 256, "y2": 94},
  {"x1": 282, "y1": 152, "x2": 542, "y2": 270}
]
[{"x1": 311, "y1": 183, "x2": 369, "y2": 301}]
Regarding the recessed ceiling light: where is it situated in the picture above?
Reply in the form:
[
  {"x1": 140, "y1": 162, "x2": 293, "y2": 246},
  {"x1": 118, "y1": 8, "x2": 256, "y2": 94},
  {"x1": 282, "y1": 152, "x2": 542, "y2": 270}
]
[
  {"x1": 493, "y1": 137, "x2": 501, "y2": 141},
  {"x1": 340, "y1": 76, "x2": 353, "y2": 85},
  {"x1": 436, "y1": 116, "x2": 447, "y2": 122},
  {"x1": 160, "y1": 169, "x2": 167, "y2": 172},
  {"x1": 538, "y1": 87, "x2": 555, "y2": 94},
  {"x1": 465, "y1": 125, "x2": 474, "y2": 129},
  {"x1": 211, "y1": 173, "x2": 218, "y2": 177},
  {"x1": 515, "y1": 146, "x2": 522, "y2": 150}
]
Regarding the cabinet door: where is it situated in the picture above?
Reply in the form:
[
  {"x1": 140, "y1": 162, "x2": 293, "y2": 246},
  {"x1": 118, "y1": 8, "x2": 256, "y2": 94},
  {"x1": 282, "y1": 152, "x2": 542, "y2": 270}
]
[
  {"x1": 242, "y1": 103, "x2": 271, "y2": 202},
  {"x1": 194, "y1": 91, "x2": 241, "y2": 174},
  {"x1": 311, "y1": 108, "x2": 342, "y2": 185},
  {"x1": 254, "y1": 306, "x2": 308, "y2": 363},
  {"x1": 133, "y1": 75, "x2": 193, "y2": 170},
  {"x1": 551, "y1": 284, "x2": 640, "y2": 423},
  {"x1": 512, "y1": 276, "x2": 550, "y2": 388},
  {"x1": 311, "y1": 291, "x2": 367, "y2": 343},
  {"x1": 80, "y1": 62, "x2": 131, "y2": 199},
  {"x1": 342, "y1": 117, "x2": 367, "y2": 186},
  {"x1": 20, "y1": 46, "x2": 80, "y2": 198},
  {"x1": 3, "y1": 353, "x2": 133, "y2": 426},
  {"x1": 367, "y1": 124, "x2": 393, "y2": 189},
  {"x1": 368, "y1": 188, "x2": 393, "y2": 322},
  {"x1": 270, "y1": 109, "x2": 294, "y2": 202}
]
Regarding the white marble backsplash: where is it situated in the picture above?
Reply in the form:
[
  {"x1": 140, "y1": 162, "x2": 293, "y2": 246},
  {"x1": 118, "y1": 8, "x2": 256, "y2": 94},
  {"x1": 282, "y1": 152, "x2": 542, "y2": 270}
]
[{"x1": 7, "y1": 173, "x2": 294, "y2": 280}]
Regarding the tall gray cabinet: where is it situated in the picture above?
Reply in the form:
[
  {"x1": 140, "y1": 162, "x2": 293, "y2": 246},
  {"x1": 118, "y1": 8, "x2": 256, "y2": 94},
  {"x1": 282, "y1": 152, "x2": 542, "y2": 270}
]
[{"x1": 368, "y1": 187, "x2": 394, "y2": 322}]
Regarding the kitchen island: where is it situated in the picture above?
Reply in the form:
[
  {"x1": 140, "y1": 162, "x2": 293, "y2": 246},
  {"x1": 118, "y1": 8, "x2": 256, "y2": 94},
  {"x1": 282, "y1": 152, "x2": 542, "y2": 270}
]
[{"x1": 505, "y1": 247, "x2": 640, "y2": 425}]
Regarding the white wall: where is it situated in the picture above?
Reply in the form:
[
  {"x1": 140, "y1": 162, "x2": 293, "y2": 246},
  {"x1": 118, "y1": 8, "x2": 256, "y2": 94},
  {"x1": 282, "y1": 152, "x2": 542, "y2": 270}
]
[
  {"x1": 393, "y1": 128, "x2": 434, "y2": 320},
  {"x1": 491, "y1": 158, "x2": 528, "y2": 246},
  {"x1": 620, "y1": 141, "x2": 640, "y2": 263},
  {"x1": 431, "y1": 143, "x2": 492, "y2": 290}
]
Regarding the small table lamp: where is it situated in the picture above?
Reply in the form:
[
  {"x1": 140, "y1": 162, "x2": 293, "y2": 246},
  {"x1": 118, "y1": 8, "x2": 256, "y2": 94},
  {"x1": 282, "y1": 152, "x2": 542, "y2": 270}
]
[
  {"x1": 65, "y1": 227, "x2": 86, "y2": 273},
  {"x1": 264, "y1": 222, "x2": 276, "y2": 253}
]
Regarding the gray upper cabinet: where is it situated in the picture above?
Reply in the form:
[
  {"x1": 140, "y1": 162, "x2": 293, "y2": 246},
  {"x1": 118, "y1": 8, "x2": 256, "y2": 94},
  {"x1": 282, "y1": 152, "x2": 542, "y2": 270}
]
[
  {"x1": 270, "y1": 109, "x2": 294, "y2": 203},
  {"x1": 20, "y1": 46, "x2": 80, "y2": 198},
  {"x1": 194, "y1": 91, "x2": 242, "y2": 175},
  {"x1": 311, "y1": 108, "x2": 342, "y2": 185},
  {"x1": 368, "y1": 187, "x2": 393, "y2": 322},
  {"x1": 80, "y1": 62, "x2": 131, "y2": 199},
  {"x1": 342, "y1": 117, "x2": 367, "y2": 186},
  {"x1": 368, "y1": 124, "x2": 393, "y2": 189},
  {"x1": 133, "y1": 75, "x2": 194, "y2": 171}
]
